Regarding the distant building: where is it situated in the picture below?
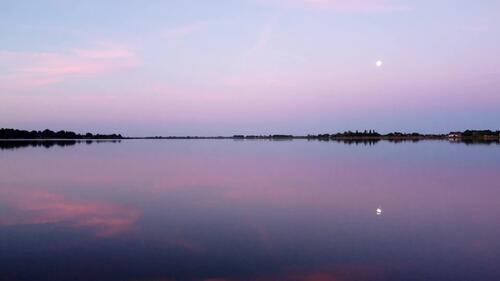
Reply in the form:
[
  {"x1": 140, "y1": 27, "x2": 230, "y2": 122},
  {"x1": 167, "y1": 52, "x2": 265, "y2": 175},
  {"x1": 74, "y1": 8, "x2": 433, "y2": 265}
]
[{"x1": 448, "y1": 132, "x2": 462, "y2": 139}]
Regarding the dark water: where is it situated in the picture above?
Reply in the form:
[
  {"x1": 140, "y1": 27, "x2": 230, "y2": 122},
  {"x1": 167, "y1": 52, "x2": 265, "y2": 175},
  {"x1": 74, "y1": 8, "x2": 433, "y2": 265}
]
[{"x1": 1, "y1": 140, "x2": 499, "y2": 281}]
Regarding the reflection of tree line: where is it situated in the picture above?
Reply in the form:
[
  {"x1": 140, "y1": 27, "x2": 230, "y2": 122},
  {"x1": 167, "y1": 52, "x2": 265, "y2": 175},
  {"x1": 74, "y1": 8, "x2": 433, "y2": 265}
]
[
  {"x1": 318, "y1": 138, "x2": 499, "y2": 145},
  {"x1": 454, "y1": 139, "x2": 500, "y2": 145},
  {"x1": 0, "y1": 140, "x2": 121, "y2": 150},
  {"x1": 3, "y1": 138, "x2": 495, "y2": 149}
]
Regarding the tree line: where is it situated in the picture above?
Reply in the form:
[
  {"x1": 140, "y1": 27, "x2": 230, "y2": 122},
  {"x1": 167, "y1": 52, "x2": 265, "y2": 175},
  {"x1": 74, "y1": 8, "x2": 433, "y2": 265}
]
[{"x1": 0, "y1": 128, "x2": 123, "y2": 139}]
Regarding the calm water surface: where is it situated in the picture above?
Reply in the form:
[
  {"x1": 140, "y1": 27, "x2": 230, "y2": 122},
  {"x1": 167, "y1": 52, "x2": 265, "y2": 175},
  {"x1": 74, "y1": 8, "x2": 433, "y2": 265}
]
[{"x1": 1, "y1": 140, "x2": 499, "y2": 281}]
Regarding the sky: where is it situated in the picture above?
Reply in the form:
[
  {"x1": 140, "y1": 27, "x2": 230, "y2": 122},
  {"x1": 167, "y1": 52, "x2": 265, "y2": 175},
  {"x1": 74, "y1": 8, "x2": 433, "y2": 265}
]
[{"x1": 1, "y1": 0, "x2": 499, "y2": 136}]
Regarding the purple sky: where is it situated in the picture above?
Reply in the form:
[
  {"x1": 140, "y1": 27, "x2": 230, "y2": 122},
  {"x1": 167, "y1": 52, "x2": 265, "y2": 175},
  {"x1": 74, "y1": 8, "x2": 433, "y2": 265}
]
[{"x1": 1, "y1": 0, "x2": 499, "y2": 136}]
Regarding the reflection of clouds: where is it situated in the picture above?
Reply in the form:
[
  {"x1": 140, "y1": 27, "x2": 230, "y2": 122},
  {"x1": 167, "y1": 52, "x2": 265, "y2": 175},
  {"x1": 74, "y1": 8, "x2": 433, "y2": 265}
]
[
  {"x1": 0, "y1": 189, "x2": 141, "y2": 236},
  {"x1": 198, "y1": 265, "x2": 385, "y2": 281},
  {"x1": 157, "y1": 236, "x2": 206, "y2": 253},
  {"x1": 281, "y1": 265, "x2": 384, "y2": 281}
]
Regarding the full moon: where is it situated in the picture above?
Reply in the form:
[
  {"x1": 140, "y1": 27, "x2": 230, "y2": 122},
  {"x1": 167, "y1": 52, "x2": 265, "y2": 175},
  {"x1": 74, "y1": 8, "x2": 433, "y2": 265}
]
[{"x1": 376, "y1": 60, "x2": 383, "y2": 67}]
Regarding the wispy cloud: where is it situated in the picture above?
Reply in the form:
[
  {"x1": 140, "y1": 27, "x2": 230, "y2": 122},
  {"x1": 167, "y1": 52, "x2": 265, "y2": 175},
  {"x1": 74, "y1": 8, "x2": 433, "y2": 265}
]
[
  {"x1": 250, "y1": 23, "x2": 274, "y2": 53},
  {"x1": 0, "y1": 42, "x2": 139, "y2": 91},
  {"x1": 163, "y1": 22, "x2": 207, "y2": 42},
  {"x1": 259, "y1": 0, "x2": 412, "y2": 12},
  {"x1": 72, "y1": 42, "x2": 136, "y2": 59}
]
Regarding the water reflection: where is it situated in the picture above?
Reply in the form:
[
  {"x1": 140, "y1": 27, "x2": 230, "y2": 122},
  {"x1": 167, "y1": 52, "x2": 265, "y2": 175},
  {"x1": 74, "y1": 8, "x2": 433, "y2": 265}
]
[
  {"x1": 0, "y1": 140, "x2": 121, "y2": 150},
  {"x1": 1, "y1": 139, "x2": 497, "y2": 151},
  {"x1": 0, "y1": 189, "x2": 140, "y2": 236},
  {"x1": 456, "y1": 139, "x2": 500, "y2": 145},
  {"x1": 0, "y1": 140, "x2": 499, "y2": 281}
]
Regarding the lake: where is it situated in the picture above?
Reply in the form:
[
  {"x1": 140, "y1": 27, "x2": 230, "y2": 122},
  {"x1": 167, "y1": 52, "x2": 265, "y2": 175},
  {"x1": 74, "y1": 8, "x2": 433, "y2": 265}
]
[{"x1": 1, "y1": 140, "x2": 499, "y2": 281}]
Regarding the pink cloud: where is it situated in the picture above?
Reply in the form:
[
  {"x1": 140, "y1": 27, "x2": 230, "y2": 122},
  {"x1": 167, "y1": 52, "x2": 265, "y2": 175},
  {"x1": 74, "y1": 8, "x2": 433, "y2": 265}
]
[
  {"x1": 0, "y1": 42, "x2": 139, "y2": 91},
  {"x1": 73, "y1": 42, "x2": 136, "y2": 59}
]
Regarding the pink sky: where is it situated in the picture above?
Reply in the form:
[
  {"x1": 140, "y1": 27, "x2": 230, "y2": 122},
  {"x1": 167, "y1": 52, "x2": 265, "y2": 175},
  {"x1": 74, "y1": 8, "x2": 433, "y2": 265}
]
[{"x1": 1, "y1": 0, "x2": 499, "y2": 135}]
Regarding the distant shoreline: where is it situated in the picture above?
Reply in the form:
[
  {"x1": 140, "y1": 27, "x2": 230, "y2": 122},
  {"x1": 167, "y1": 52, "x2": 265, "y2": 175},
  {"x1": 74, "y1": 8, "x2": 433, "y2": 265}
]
[
  {"x1": 2, "y1": 135, "x2": 499, "y2": 150},
  {"x1": 1, "y1": 128, "x2": 499, "y2": 142},
  {"x1": 0, "y1": 128, "x2": 123, "y2": 140}
]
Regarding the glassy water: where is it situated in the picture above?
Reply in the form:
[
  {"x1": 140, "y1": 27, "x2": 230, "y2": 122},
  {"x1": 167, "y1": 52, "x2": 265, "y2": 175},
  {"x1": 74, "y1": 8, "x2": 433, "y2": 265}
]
[{"x1": 1, "y1": 140, "x2": 499, "y2": 281}]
